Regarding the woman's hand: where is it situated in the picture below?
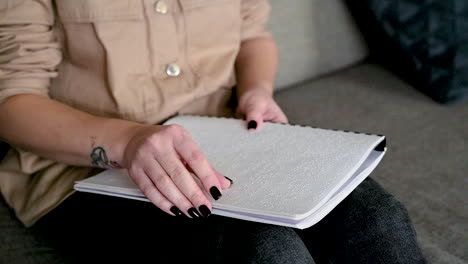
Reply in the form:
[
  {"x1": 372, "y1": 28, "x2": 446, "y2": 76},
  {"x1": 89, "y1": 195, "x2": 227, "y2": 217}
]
[
  {"x1": 237, "y1": 87, "x2": 288, "y2": 130},
  {"x1": 122, "y1": 124, "x2": 231, "y2": 218}
]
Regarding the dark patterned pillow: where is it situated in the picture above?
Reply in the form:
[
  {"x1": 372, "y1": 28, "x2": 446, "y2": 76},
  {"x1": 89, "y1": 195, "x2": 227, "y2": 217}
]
[{"x1": 348, "y1": 0, "x2": 468, "y2": 104}]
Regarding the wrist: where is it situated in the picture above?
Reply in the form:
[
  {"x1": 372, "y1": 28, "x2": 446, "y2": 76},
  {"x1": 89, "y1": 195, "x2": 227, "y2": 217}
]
[
  {"x1": 93, "y1": 118, "x2": 145, "y2": 169},
  {"x1": 238, "y1": 82, "x2": 274, "y2": 100}
]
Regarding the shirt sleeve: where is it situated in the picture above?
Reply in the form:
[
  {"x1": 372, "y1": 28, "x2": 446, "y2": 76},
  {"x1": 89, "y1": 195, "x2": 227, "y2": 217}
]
[
  {"x1": 0, "y1": 0, "x2": 62, "y2": 105},
  {"x1": 240, "y1": 0, "x2": 273, "y2": 42}
]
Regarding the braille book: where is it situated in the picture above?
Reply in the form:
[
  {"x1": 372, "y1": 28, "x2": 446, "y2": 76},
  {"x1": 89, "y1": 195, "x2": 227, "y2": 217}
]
[{"x1": 74, "y1": 115, "x2": 386, "y2": 229}]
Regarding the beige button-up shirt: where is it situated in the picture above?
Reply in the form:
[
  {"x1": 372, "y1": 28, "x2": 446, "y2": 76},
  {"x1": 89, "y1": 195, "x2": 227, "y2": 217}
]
[{"x1": 0, "y1": 0, "x2": 272, "y2": 226}]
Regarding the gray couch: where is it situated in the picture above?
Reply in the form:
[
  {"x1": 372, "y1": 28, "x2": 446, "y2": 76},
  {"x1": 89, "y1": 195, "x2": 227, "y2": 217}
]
[{"x1": 1, "y1": 1, "x2": 467, "y2": 263}]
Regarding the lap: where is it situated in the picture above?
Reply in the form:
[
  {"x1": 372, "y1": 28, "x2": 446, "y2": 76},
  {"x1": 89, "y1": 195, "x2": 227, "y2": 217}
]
[
  {"x1": 32, "y1": 178, "x2": 425, "y2": 264},
  {"x1": 34, "y1": 194, "x2": 207, "y2": 263},
  {"x1": 33, "y1": 193, "x2": 314, "y2": 264}
]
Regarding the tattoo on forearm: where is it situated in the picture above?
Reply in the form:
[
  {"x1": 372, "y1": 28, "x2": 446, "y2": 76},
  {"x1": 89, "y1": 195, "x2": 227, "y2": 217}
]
[{"x1": 90, "y1": 146, "x2": 122, "y2": 169}]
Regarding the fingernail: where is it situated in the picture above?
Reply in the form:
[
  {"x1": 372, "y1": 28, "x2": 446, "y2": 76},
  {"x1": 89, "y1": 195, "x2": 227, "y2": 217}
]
[
  {"x1": 224, "y1": 176, "x2": 233, "y2": 185},
  {"x1": 248, "y1": 120, "x2": 257, "y2": 130},
  {"x1": 170, "y1": 206, "x2": 184, "y2": 217},
  {"x1": 199, "y1": 205, "x2": 211, "y2": 218},
  {"x1": 188, "y1": 207, "x2": 201, "y2": 218},
  {"x1": 210, "y1": 186, "x2": 222, "y2": 200}
]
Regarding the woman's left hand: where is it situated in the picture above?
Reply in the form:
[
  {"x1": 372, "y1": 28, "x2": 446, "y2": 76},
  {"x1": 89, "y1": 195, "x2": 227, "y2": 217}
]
[{"x1": 236, "y1": 87, "x2": 288, "y2": 131}]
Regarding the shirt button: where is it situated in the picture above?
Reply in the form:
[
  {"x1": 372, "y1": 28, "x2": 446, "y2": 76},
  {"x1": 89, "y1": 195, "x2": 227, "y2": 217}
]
[
  {"x1": 166, "y1": 63, "x2": 181, "y2": 77},
  {"x1": 154, "y1": 1, "x2": 168, "y2": 14}
]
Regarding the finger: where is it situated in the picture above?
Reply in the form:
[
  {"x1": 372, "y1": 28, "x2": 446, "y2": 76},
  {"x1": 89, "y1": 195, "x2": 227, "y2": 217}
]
[
  {"x1": 174, "y1": 136, "x2": 224, "y2": 201},
  {"x1": 273, "y1": 104, "x2": 289, "y2": 123},
  {"x1": 183, "y1": 159, "x2": 231, "y2": 190},
  {"x1": 265, "y1": 106, "x2": 288, "y2": 124},
  {"x1": 277, "y1": 111, "x2": 289, "y2": 124},
  {"x1": 157, "y1": 148, "x2": 212, "y2": 218},
  {"x1": 129, "y1": 168, "x2": 177, "y2": 216},
  {"x1": 213, "y1": 168, "x2": 232, "y2": 189},
  {"x1": 143, "y1": 158, "x2": 196, "y2": 218},
  {"x1": 244, "y1": 102, "x2": 265, "y2": 131}
]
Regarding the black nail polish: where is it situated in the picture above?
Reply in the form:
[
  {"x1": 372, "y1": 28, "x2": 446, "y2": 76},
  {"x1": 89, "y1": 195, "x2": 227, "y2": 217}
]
[
  {"x1": 170, "y1": 206, "x2": 184, "y2": 217},
  {"x1": 188, "y1": 207, "x2": 201, "y2": 218},
  {"x1": 210, "y1": 186, "x2": 222, "y2": 200},
  {"x1": 199, "y1": 205, "x2": 211, "y2": 218},
  {"x1": 224, "y1": 176, "x2": 233, "y2": 185},
  {"x1": 248, "y1": 120, "x2": 257, "y2": 130}
]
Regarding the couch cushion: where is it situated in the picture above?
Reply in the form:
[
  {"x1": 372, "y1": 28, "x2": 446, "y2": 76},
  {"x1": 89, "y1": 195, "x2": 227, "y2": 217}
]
[
  {"x1": 268, "y1": 0, "x2": 368, "y2": 90},
  {"x1": 274, "y1": 63, "x2": 468, "y2": 264},
  {"x1": 347, "y1": 0, "x2": 468, "y2": 104}
]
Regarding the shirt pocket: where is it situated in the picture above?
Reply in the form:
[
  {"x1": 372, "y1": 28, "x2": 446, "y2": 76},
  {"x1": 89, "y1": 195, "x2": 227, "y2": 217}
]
[
  {"x1": 54, "y1": 0, "x2": 155, "y2": 121},
  {"x1": 180, "y1": 0, "x2": 241, "y2": 78},
  {"x1": 56, "y1": 0, "x2": 149, "y2": 73}
]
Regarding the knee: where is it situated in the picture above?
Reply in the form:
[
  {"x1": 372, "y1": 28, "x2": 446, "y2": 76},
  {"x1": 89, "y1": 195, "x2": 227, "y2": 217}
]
[
  {"x1": 373, "y1": 194, "x2": 411, "y2": 226},
  {"x1": 248, "y1": 225, "x2": 314, "y2": 263},
  {"x1": 346, "y1": 178, "x2": 412, "y2": 228},
  {"x1": 223, "y1": 221, "x2": 315, "y2": 264},
  {"x1": 333, "y1": 179, "x2": 425, "y2": 263}
]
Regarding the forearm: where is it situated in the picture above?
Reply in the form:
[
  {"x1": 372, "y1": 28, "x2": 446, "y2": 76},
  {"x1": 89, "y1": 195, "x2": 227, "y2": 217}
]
[
  {"x1": 235, "y1": 37, "x2": 278, "y2": 98},
  {"x1": 0, "y1": 94, "x2": 143, "y2": 168}
]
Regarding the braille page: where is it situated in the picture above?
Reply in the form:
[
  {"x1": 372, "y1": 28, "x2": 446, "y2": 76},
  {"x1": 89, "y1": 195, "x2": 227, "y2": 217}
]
[
  {"x1": 164, "y1": 116, "x2": 385, "y2": 219},
  {"x1": 75, "y1": 115, "x2": 386, "y2": 227}
]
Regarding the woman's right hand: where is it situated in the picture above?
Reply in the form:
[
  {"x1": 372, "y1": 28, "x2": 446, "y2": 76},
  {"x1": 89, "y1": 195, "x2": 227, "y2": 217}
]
[{"x1": 122, "y1": 124, "x2": 231, "y2": 218}]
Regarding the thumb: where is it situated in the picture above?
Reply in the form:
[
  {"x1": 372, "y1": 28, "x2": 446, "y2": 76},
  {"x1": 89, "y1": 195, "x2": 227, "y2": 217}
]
[{"x1": 245, "y1": 103, "x2": 264, "y2": 131}]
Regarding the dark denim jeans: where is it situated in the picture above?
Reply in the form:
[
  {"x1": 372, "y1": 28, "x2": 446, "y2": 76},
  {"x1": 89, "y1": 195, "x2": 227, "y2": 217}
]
[{"x1": 34, "y1": 178, "x2": 426, "y2": 264}]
